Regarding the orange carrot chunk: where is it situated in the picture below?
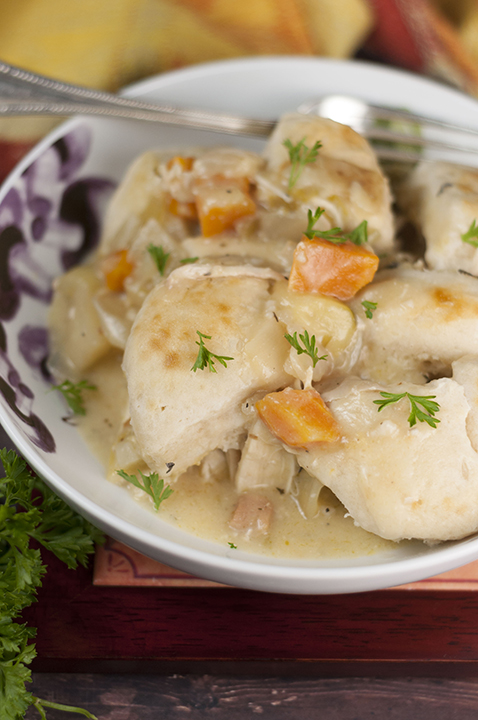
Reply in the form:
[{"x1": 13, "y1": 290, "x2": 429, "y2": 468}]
[
  {"x1": 256, "y1": 387, "x2": 341, "y2": 448},
  {"x1": 168, "y1": 196, "x2": 198, "y2": 220},
  {"x1": 166, "y1": 155, "x2": 195, "y2": 172},
  {"x1": 101, "y1": 249, "x2": 134, "y2": 292},
  {"x1": 289, "y1": 237, "x2": 379, "y2": 301},
  {"x1": 195, "y1": 176, "x2": 255, "y2": 237}
]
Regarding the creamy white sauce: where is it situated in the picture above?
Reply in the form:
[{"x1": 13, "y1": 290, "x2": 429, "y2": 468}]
[{"x1": 76, "y1": 351, "x2": 399, "y2": 560}]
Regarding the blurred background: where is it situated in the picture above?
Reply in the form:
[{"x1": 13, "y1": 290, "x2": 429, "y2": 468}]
[{"x1": 1, "y1": 0, "x2": 478, "y2": 180}]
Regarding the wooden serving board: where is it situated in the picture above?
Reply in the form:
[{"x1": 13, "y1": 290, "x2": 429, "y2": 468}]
[
  {"x1": 19, "y1": 538, "x2": 478, "y2": 678},
  {"x1": 93, "y1": 537, "x2": 478, "y2": 591}
]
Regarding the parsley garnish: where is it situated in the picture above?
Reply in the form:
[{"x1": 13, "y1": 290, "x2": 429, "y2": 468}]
[
  {"x1": 346, "y1": 220, "x2": 368, "y2": 246},
  {"x1": 0, "y1": 448, "x2": 103, "y2": 719},
  {"x1": 461, "y1": 220, "x2": 478, "y2": 248},
  {"x1": 373, "y1": 392, "x2": 440, "y2": 428},
  {"x1": 284, "y1": 331, "x2": 327, "y2": 368},
  {"x1": 283, "y1": 137, "x2": 322, "y2": 191},
  {"x1": 147, "y1": 244, "x2": 170, "y2": 275},
  {"x1": 304, "y1": 207, "x2": 368, "y2": 245},
  {"x1": 180, "y1": 256, "x2": 199, "y2": 264},
  {"x1": 362, "y1": 300, "x2": 378, "y2": 319},
  {"x1": 51, "y1": 379, "x2": 97, "y2": 415},
  {"x1": 228, "y1": 542, "x2": 237, "y2": 549},
  {"x1": 117, "y1": 469, "x2": 173, "y2": 511},
  {"x1": 191, "y1": 331, "x2": 234, "y2": 373}
]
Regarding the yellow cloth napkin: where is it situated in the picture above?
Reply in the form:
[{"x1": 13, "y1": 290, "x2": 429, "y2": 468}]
[{"x1": 0, "y1": 0, "x2": 372, "y2": 146}]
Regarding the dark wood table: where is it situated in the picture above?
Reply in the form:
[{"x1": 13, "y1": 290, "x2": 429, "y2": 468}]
[{"x1": 21, "y1": 547, "x2": 478, "y2": 718}]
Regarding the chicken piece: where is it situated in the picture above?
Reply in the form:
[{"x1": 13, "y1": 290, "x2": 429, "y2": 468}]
[
  {"x1": 235, "y1": 419, "x2": 297, "y2": 494},
  {"x1": 100, "y1": 152, "x2": 163, "y2": 255},
  {"x1": 271, "y1": 280, "x2": 358, "y2": 384},
  {"x1": 294, "y1": 473, "x2": 325, "y2": 520},
  {"x1": 289, "y1": 237, "x2": 379, "y2": 300},
  {"x1": 229, "y1": 492, "x2": 273, "y2": 539},
  {"x1": 259, "y1": 113, "x2": 394, "y2": 254},
  {"x1": 199, "y1": 449, "x2": 230, "y2": 483},
  {"x1": 100, "y1": 151, "x2": 190, "y2": 256},
  {"x1": 94, "y1": 289, "x2": 135, "y2": 350},
  {"x1": 293, "y1": 369, "x2": 478, "y2": 542},
  {"x1": 399, "y1": 162, "x2": 478, "y2": 274},
  {"x1": 48, "y1": 265, "x2": 111, "y2": 377},
  {"x1": 192, "y1": 147, "x2": 263, "y2": 184},
  {"x1": 123, "y1": 264, "x2": 293, "y2": 478},
  {"x1": 351, "y1": 266, "x2": 478, "y2": 384}
]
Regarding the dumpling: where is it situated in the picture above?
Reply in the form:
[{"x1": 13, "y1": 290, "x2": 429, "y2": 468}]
[
  {"x1": 292, "y1": 367, "x2": 478, "y2": 542},
  {"x1": 350, "y1": 265, "x2": 478, "y2": 383},
  {"x1": 399, "y1": 161, "x2": 478, "y2": 274},
  {"x1": 259, "y1": 112, "x2": 395, "y2": 254},
  {"x1": 123, "y1": 263, "x2": 293, "y2": 478}
]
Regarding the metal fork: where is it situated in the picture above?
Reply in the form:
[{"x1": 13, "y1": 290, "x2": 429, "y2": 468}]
[
  {"x1": 2, "y1": 60, "x2": 478, "y2": 165},
  {"x1": 299, "y1": 95, "x2": 478, "y2": 165}
]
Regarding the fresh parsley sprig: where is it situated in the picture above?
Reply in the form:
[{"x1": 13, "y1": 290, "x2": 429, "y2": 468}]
[
  {"x1": 50, "y1": 379, "x2": 97, "y2": 416},
  {"x1": 147, "y1": 244, "x2": 170, "y2": 275},
  {"x1": 304, "y1": 207, "x2": 368, "y2": 246},
  {"x1": 373, "y1": 392, "x2": 441, "y2": 428},
  {"x1": 0, "y1": 448, "x2": 103, "y2": 719},
  {"x1": 346, "y1": 220, "x2": 368, "y2": 246},
  {"x1": 191, "y1": 331, "x2": 234, "y2": 373},
  {"x1": 179, "y1": 256, "x2": 199, "y2": 265},
  {"x1": 117, "y1": 469, "x2": 173, "y2": 511},
  {"x1": 461, "y1": 219, "x2": 478, "y2": 248},
  {"x1": 283, "y1": 137, "x2": 322, "y2": 191},
  {"x1": 361, "y1": 300, "x2": 378, "y2": 319},
  {"x1": 284, "y1": 331, "x2": 327, "y2": 368}
]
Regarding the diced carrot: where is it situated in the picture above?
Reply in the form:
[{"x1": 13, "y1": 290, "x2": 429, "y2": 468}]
[
  {"x1": 289, "y1": 237, "x2": 379, "y2": 301},
  {"x1": 168, "y1": 196, "x2": 198, "y2": 220},
  {"x1": 194, "y1": 176, "x2": 256, "y2": 237},
  {"x1": 256, "y1": 387, "x2": 341, "y2": 448},
  {"x1": 166, "y1": 156, "x2": 195, "y2": 172},
  {"x1": 100, "y1": 249, "x2": 134, "y2": 292}
]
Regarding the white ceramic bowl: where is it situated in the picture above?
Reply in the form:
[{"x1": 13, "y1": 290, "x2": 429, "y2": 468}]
[{"x1": 2, "y1": 57, "x2": 478, "y2": 594}]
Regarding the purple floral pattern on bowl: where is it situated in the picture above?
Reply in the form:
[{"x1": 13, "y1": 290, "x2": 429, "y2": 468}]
[{"x1": 0, "y1": 123, "x2": 116, "y2": 452}]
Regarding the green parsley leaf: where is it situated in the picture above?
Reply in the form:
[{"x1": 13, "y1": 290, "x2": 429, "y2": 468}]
[
  {"x1": 50, "y1": 379, "x2": 96, "y2": 416},
  {"x1": 228, "y1": 542, "x2": 237, "y2": 549},
  {"x1": 0, "y1": 448, "x2": 103, "y2": 719},
  {"x1": 373, "y1": 392, "x2": 440, "y2": 428},
  {"x1": 191, "y1": 331, "x2": 234, "y2": 373},
  {"x1": 283, "y1": 137, "x2": 322, "y2": 191},
  {"x1": 461, "y1": 219, "x2": 478, "y2": 248},
  {"x1": 361, "y1": 300, "x2": 378, "y2": 319},
  {"x1": 304, "y1": 207, "x2": 368, "y2": 245},
  {"x1": 117, "y1": 469, "x2": 173, "y2": 511},
  {"x1": 147, "y1": 243, "x2": 170, "y2": 275},
  {"x1": 284, "y1": 331, "x2": 327, "y2": 368},
  {"x1": 179, "y1": 256, "x2": 199, "y2": 265},
  {"x1": 344, "y1": 220, "x2": 368, "y2": 246}
]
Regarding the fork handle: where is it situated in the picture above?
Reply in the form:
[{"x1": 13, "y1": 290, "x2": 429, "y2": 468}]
[{"x1": 0, "y1": 61, "x2": 273, "y2": 136}]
